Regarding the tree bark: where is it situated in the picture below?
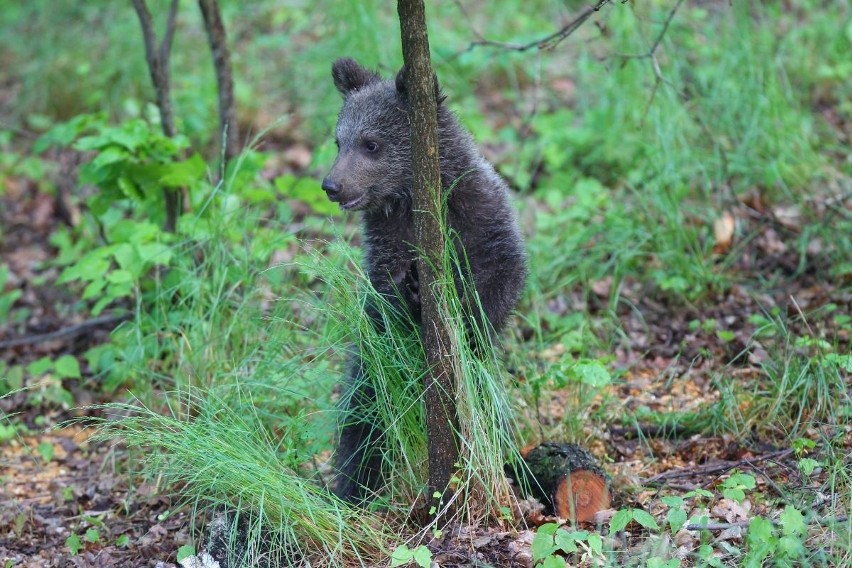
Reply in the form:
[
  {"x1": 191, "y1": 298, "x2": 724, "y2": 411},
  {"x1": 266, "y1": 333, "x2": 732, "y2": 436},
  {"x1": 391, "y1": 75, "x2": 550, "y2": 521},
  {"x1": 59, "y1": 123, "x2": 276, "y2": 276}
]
[
  {"x1": 397, "y1": 0, "x2": 460, "y2": 520},
  {"x1": 131, "y1": 0, "x2": 182, "y2": 232},
  {"x1": 198, "y1": 0, "x2": 239, "y2": 166},
  {"x1": 520, "y1": 443, "x2": 610, "y2": 522}
]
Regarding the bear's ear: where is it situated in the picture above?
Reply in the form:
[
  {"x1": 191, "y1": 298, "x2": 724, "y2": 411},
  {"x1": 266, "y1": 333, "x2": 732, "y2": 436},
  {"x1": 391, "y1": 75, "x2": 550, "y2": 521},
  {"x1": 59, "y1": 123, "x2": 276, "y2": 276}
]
[
  {"x1": 395, "y1": 65, "x2": 447, "y2": 106},
  {"x1": 332, "y1": 58, "x2": 380, "y2": 96}
]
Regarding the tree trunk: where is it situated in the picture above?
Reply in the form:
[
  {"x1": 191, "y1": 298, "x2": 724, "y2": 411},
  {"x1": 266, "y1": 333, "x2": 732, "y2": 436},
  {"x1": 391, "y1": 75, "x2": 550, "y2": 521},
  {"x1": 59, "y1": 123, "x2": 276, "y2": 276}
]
[
  {"x1": 397, "y1": 0, "x2": 460, "y2": 521},
  {"x1": 130, "y1": 0, "x2": 182, "y2": 232},
  {"x1": 198, "y1": 0, "x2": 239, "y2": 166}
]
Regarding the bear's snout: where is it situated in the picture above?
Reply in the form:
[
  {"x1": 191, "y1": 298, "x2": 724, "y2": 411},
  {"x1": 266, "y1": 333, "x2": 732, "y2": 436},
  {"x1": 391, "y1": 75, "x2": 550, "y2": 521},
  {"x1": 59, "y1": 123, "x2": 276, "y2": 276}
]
[{"x1": 321, "y1": 177, "x2": 341, "y2": 201}]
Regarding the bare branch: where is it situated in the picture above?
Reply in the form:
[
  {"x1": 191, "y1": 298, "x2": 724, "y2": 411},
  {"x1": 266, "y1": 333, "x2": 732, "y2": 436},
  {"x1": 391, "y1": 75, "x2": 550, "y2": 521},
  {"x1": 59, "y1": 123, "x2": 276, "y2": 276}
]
[
  {"x1": 643, "y1": 449, "x2": 794, "y2": 485},
  {"x1": 160, "y1": 0, "x2": 179, "y2": 65},
  {"x1": 198, "y1": 0, "x2": 239, "y2": 165},
  {"x1": 131, "y1": 0, "x2": 182, "y2": 231},
  {"x1": 0, "y1": 313, "x2": 131, "y2": 350},
  {"x1": 456, "y1": 0, "x2": 612, "y2": 56},
  {"x1": 685, "y1": 515, "x2": 848, "y2": 532},
  {"x1": 618, "y1": 0, "x2": 687, "y2": 123}
]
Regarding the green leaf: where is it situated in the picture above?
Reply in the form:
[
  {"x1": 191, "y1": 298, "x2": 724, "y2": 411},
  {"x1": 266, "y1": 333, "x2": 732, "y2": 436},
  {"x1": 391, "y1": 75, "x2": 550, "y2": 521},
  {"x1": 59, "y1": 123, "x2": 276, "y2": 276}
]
[
  {"x1": 90, "y1": 146, "x2": 129, "y2": 170},
  {"x1": 573, "y1": 361, "x2": 611, "y2": 387},
  {"x1": 746, "y1": 516, "x2": 775, "y2": 547},
  {"x1": 824, "y1": 353, "x2": 852, "y2": 372},
  {"x1": 58, "y1": 253, "x2": 111, "y2": 285},
  {"x1": 554, "y1": 530, "x2": 579, "y2": 553},
  {"x1": 82, "y1": 278, "x2": 107, "y2": 300},
  {"x1": 716, "y1": 330, "x2": 735, "y2": 342},
  {"x1": 632, "y1": 509, "x2": 660, "y2": 531},
  {"x1": 531, "y1": 530, "x2": 558, "y2": 562},
  {"x1": 687, "y1": 488, "x2": 714, "y2": 500},
  {"x1": 647, "y1": 557, "x2": 680, "y2": 568},
  {"x1": 0, "y1": 424, "x2": 16, "y2": 442},
  {"x1": 159, "y1": 153, "x2": 205, "y2": 187},
  {"x1": 537, "y1": 523, "x2": 559, "y2": 536},
  {"x1": 27, "y1": 357, "x2": 53, "y2": 376},
  {"x1": 610, "y1": 509, "x2": 632, "y2": 532},
  {"x1": 723, "y1": 487, "x2": 746, "y2": 503},
  {"x1": 778, "y1": 535, "x2": 805, "y2": 557},
  {"x1": 66, "y1": 534, "x2": 82, "y2": 555},
  {"x1": 37, "y1": 441, "x2": 54, "y2": 463},
  {"x1": 135, "y1": 242, "x2": 172, "y2": 266},
  {"x1": 586, "y1": 532, "x2": 602, "y2": 555},
  {"x1": 661, "y1": 496, "x2": 684, "y2": 508},
  {"x1": 411, "y1": 545, "x2": 432, "y2": 568},
  {"x1": 84, "y1": 528, "x2": 100, "y2": 543},
  {"x1": 176, "y1": 544, "x2": 196, "y2": 562},
  {"x1": 541, "y1": 556, "x2": 567, "y2": 568},
  {"x1": 667, "y1": 507, "x2": 687, "y2": 534},
  {"x1": 731, "y1": 473, "x2": 756, "y2": 490},
  {"x1": 390, "y1": 544, "x2": 413, "y2": 567},
  {"x1": 779, "y1": 506, "x2": 806, "y2": 537},
  {"x1": 107, "y1": 269, "x2": 134, "y2": 285},
  {"x1": 55, "y1": 355, "x2": 81, "y2": 379},
  {"x1": 797, "y1": 458, "x2": 820, "y2": 477},
  {"x1": 115, "y1": 534, "x2": 130, "y2": 547}
]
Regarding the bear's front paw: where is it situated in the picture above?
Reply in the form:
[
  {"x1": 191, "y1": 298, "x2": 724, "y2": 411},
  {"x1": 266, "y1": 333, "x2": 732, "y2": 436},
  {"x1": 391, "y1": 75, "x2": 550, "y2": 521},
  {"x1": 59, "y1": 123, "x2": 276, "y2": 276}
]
[{"x1": 405, "y1": 263, "x2": 420, "y2": 306}]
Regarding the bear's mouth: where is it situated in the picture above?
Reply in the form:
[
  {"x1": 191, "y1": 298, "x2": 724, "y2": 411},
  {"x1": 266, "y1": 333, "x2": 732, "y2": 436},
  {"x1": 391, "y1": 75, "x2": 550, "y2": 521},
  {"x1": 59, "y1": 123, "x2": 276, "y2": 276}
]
[{"x1": 340, "y1": 194, "x2": 366, "y2": 210}]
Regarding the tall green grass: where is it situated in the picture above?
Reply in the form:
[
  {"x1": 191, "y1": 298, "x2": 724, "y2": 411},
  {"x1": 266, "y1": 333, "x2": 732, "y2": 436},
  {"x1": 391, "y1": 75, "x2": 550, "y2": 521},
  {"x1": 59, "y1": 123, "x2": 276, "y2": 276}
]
[{"x1": 92, "y1": 202, "x2": 529, "y2": 562}]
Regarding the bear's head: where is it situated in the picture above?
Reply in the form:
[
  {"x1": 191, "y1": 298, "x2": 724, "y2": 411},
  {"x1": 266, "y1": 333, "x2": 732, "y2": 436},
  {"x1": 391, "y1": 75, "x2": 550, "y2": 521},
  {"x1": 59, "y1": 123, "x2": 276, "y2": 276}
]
[{"x1": 322, "y1": 58, "x2": 443, "y2": 213}]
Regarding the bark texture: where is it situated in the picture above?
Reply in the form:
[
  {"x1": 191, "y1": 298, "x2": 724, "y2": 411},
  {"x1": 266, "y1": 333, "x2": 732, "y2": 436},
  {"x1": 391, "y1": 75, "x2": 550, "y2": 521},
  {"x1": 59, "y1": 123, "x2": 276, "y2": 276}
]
[
  {"x1": 397, "y1": 0, "x2": 460, "y2": 517},
  {"x1": 130, "y1": 0, "x2": 182, "y2": 232},
  {"x1": 198, "y1": 0, "x2": 239, "y2": 165},
  {"x1": 522, "y1": 443, "x2": 611, "y2": 522}
]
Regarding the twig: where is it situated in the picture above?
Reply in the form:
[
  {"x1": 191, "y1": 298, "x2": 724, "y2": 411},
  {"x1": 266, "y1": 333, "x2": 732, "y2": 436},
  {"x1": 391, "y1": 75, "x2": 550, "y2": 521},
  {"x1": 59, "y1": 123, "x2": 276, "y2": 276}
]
[
  {"x1": 643, "y1": 449, "x2": 794, "y2": 485},
  {"x1": 615, "y1": 0, "x2": 686, "y2": 124},
  {"x1": 609, "y1": 422, "x2": 696, "y2": 440},
  {"x1": 0, "y1": 313, "x2": 131, "y2": 350},
  {"x1": 686, "y1": 515, "x2": 848, "y2": 532},
  {"x1": 454, "y1": 0, "x2": 612, "y2": 56}
]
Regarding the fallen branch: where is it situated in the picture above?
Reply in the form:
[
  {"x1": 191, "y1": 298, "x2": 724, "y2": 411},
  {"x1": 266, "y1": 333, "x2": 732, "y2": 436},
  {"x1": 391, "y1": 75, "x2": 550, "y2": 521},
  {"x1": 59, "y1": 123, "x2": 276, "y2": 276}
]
[
  {"x1": 0, "y1": 313, "x2": 131, "y2": 350},
  {"x1": 686, "y1": 515, "x2": 848, "y2": 532},
  {"x1": 643, "y1": 449, "x2": 794, "y2": 485}
]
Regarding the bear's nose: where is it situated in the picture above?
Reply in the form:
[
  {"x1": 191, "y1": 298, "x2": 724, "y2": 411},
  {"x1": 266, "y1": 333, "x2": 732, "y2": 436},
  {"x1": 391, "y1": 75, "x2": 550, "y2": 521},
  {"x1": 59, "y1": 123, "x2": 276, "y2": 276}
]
[{"x1": 321, "y1": 178, "x2": 340, "y2": 199}]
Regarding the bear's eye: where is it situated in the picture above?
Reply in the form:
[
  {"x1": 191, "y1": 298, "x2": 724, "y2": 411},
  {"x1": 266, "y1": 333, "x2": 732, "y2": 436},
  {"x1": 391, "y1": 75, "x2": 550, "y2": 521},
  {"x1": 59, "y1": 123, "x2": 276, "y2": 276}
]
[{"x1": 363, "y1": 140, "x2": 380, "y2": 154}]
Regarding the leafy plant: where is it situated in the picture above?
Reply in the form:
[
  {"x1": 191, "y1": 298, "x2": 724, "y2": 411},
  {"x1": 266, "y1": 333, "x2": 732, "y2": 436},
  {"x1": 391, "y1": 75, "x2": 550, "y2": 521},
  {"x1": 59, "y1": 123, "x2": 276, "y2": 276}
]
[
  {"x1": 531, "y1": 523, "x2": 603, "y2": 568},
  {"x1": 389, "y1": 544, "x2": 432, "y2": 568},
  {"x1": 720, "y1": 472, "x2": 756, "y2": 504}
]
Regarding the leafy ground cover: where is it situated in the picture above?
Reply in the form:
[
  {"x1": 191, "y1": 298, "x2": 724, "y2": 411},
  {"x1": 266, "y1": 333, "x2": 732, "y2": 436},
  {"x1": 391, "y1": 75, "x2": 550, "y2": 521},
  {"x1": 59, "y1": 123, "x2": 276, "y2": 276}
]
[{"x1": 1, "y1": 0, "x2": 850, "y2": 566}]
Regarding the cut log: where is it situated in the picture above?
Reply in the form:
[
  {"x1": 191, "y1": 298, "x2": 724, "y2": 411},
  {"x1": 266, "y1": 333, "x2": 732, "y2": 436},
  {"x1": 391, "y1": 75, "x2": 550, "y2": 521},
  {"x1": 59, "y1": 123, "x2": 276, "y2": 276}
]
[{"x1": 521, "y1": 442, "x2": 610, "y2": 522}]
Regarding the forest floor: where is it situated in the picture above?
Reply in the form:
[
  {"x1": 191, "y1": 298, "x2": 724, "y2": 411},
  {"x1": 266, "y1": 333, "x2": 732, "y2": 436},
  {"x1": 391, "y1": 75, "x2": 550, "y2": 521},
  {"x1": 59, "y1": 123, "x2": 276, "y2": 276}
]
[{"x1": 2, "y1": 174, "x2": 849, "y2": 566}]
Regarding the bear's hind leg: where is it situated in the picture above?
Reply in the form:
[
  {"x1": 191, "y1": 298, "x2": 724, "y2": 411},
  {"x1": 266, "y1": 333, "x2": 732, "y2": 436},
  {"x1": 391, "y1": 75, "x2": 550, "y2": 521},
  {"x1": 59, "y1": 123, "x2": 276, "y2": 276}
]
[{"x1": 332, "y1": 357, "x2": 384, "y2": 503}]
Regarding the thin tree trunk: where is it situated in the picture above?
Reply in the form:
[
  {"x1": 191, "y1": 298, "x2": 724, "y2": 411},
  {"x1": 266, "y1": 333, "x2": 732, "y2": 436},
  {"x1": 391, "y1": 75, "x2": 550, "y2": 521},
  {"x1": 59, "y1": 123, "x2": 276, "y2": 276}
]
[
  {"x1": 131, "y1": 0, "x2": 182, "y2": 232},
  {"x1": 397, "y1": 0, "x2": 460, "y2": 521},
  {"x1": 198, "y1": 0, "x2": 239, "y2": 166}
]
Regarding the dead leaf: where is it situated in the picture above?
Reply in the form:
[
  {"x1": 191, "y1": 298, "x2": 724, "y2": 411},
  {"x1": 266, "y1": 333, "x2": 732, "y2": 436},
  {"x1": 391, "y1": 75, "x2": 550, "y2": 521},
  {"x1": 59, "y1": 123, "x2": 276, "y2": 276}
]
[
  {"x1": 710, "y1": 498, "x2": 751, "y2": 523},
  {"x1": 713, "y1": 211, "x2": 736, "y2": 253}
]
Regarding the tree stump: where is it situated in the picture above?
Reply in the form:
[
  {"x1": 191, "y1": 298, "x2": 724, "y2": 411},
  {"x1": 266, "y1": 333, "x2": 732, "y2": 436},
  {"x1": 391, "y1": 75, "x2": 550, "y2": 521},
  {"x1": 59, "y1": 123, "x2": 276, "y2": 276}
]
[{"x1": 521, "y1": 442, "x2": 610, "y2": 522}]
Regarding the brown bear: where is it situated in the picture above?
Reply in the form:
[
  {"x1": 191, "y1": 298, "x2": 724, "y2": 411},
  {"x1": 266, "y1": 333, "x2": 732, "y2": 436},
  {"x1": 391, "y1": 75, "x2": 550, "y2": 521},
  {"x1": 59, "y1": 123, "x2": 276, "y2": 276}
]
[{"x1": 323, "y1": 58, "x2": 527, "y2": 502}]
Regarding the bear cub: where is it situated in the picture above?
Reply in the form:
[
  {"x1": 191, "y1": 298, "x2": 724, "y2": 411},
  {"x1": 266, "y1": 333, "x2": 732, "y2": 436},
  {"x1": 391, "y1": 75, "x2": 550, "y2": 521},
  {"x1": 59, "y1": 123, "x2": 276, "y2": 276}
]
[{"x1": 323, "y1": 58, "x2": 527, "y2": 502}]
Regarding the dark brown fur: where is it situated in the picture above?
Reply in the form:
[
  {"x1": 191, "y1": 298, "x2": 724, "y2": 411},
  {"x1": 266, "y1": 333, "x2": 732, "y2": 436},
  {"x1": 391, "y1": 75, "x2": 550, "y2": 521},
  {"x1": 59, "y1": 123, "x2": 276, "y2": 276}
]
[{"x1": 323, "y1": 58, "x2": 527, "y2": 502}]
